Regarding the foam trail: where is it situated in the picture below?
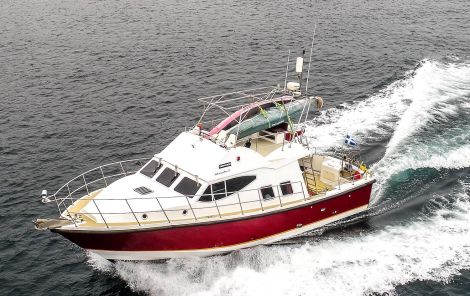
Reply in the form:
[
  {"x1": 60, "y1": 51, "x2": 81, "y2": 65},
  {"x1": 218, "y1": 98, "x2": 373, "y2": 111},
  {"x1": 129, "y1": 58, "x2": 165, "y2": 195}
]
[
  {"x1": 370, "y1": 61, "x2": 470, "y2": 202},
  {"x1": 304, "y1": 60, "x2": 470, "y2": 149},
  {"x1": 87, "y1": 251, "x2": 114, "y2": 272},
  {"x1": 385, "y1": 61, "x2": 470, "y2": 155},
  {"x1": 303, "y1": 77, "x2": 411, "y2": 147},
  {"x1": 372, "y1": 143, "x2": 470, "y2": 203},
  {"x1": 88, "y1": 182, "x2": 470, "y2": 296}
]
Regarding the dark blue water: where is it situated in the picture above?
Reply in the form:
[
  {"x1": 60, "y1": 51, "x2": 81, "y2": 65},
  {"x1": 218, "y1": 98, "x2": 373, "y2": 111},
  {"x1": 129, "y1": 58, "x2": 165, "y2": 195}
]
[{"x1": 1, "y1": 0, "x2": 469, "y2": 295}]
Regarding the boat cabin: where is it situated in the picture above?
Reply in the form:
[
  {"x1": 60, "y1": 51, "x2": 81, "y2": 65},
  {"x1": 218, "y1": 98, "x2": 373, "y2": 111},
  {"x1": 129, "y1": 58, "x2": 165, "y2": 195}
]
[{"x1": 80, "y1": 130, "x2": 310, "y2": 224}]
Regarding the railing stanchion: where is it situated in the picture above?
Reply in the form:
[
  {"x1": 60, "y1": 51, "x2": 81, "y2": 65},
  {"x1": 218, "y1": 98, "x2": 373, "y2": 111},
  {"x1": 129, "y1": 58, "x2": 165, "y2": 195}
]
[
  {"x1": 257, "y1": 190, "x2": 264, "y2": 211},
  {"x1": 301, "y1": 181, "x2": 307, "y2": 201},
  {"x1": 155, "y1": 197, "x2": 170, "y2": 223},
  {"x1": 236, "y1": 192, "x2": 244, "y2": 215},
  {"x1": 82, "y1": 175, "x2": 90, "y2": 196},
  {"x1": 100, "y1": 166, "x2": 108, "y2": 187},
  {"x1": 61, "y1": 191, "x2": 78, "y2": 227},
  {"x1": 65, "y1": 208, "x2": 78, "y2": 227},
  {"x1": 54, "y1": 194, "x2": 62, "y2": 218},
  {"x1": 66, "y1": 184, "x2": 73, "y2": 208},
  {"x1": 93, "y1": 200, "x2": 109, "y2": 228},
  {"x1": 125, "y1": 199, "x2": 141, "y2": 226},
  {"x1": 277, "y1": 185, "x2": 283, "y2": 207},
  {"x1": 214, "y1": 198, "x2": 222, "y2": 218},
  {"x1": 120, "y1": 162, "x2": 127, "y2": 176},
  {"x1": 185, "y1": 196, "x2": 197, "y2": 221}
]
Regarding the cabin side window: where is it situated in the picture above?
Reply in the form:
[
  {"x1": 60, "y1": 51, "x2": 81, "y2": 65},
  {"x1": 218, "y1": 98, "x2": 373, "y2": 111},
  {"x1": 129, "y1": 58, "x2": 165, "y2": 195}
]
[
  {"x1": 260, "y1": 186, "x2": 276, "y2": 200},
  {"x1": 226, "y1": 176, "x2": 256, "y2": 194},
  {"x1": 140, "y1": 160, "x2": 162, "y2": 178},
  {"x1": 199, "y1": 186, "x2": 213, "y2": 202},
  {"x1": 198, "y1": 175, "x2": 257, "y2": 202},
  {"x1": 174, "y1": 177, "x2": 201, "y2": 197},
  {"x1": 280, "y1": 181, "x2": 293, "y2": 195},
  {"x1": 156, "y1": 168, "x2": 180, "y2": 187},
  {"x1": 212, "y1": 181, "x2": 226, "y2": 200}
]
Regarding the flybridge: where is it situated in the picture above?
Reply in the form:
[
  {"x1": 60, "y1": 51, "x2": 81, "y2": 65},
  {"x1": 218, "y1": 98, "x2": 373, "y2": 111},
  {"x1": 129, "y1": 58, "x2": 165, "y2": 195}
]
[
  {"x1": 193, "y1": 85, "x2": 321, "y2": 150},
  {"x1": 193, "y1": 40, "x2": 323, "y2": 151}
]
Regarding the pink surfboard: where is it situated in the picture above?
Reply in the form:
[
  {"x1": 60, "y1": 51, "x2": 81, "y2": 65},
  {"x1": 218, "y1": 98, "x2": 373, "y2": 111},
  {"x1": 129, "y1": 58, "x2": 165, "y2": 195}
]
[{"x1": 208, "y1": 96, "x2": 292, "y2": 136}]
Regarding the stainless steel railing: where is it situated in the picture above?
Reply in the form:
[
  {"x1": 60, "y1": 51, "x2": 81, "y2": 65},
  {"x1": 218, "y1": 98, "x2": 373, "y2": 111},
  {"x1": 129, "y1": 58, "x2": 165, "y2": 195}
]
[
  {"x1": 48, "y1": 158, "x2": 151, "y2": 223},
  {"x1": 56, "y1": 180, "x2": 310, "y2": 228},
  {"x1": 44, "y1": 153, "x2": 371, "y2": 229}
]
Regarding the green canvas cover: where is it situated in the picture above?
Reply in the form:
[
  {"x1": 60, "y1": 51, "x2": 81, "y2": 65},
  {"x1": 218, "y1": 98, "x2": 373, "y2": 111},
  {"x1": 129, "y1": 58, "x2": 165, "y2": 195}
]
[{"x1": 226, "y1": 98, "x2": 308, "y2": 140}]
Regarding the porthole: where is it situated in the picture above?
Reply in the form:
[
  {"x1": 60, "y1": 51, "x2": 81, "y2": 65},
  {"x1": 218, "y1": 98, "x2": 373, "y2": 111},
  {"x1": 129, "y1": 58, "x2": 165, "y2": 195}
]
[
  {"x1": 182, "y1": 209, "x2": 188, "y2": 215},
  {"x1": 142, "y1": 213, "x2": 148, "y2": 220}
]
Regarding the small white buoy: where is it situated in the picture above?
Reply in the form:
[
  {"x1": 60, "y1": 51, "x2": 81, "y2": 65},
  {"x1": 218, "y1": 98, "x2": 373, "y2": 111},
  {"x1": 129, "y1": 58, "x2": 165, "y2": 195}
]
[{"x1": 41, "y1": 190, "x2": 50, "y2": 203}]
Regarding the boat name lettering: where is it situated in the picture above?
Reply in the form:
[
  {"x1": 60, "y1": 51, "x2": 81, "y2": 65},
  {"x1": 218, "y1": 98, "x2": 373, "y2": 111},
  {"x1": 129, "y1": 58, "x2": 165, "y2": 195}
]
[
  {"x1": 218, "y1": 162, "x2": 232, "y2": 169},
  {"x1": 215, "y1": 169, "x2": 230, "y2": 175}
]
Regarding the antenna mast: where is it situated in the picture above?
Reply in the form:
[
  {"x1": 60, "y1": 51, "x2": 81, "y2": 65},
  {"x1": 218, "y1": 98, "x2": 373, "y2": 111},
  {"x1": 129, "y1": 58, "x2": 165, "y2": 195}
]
[
  {"x1": 283, "y1": 49, "x2": 291, "y2": 90},
  {"x1": 305, "y1": 24, "x2": 317, "y2": 94}
]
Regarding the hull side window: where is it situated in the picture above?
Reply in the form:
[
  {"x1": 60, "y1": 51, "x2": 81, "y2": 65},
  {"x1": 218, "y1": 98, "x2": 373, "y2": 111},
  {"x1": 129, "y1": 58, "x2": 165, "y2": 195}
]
[{"x1": 226, "y1": 176, "x2": 256, "y2": 195}]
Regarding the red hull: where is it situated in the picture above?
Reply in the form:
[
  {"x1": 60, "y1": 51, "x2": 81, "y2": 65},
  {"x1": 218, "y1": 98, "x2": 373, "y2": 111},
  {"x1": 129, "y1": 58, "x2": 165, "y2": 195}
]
[{"x1": 54, "y1": 182, "x2": 373, "y2": 253}]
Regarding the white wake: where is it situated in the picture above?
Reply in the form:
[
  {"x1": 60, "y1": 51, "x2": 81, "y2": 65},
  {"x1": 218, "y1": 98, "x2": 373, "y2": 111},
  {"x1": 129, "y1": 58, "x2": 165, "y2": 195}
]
[
  {"x1": 370, "y1": 61, "x2": 470, "y2": 202},
  {"x1": 304, "y1": 59, "x2": 470, "y2": 150}
]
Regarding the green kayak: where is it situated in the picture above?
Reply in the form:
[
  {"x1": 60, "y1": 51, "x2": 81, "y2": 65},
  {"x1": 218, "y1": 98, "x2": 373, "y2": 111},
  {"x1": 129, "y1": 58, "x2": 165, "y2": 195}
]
[{"x1": 226, "y1": 98, "x2": 308, "y2": 140}]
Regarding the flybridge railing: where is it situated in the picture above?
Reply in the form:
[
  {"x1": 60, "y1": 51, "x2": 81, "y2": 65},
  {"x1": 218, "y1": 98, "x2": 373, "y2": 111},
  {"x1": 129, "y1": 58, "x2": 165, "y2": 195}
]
[
  {"x1": 196, "y1": 86, "x2": 297, "y2": 127},
  {"x1": 47, "y1": 157, "x2": 151, "y2": 222},
  {"x1": 197, "y1": 86, "x2": 281, "y2": 112},
  {"x1": 52, "y1": 180, "x2": 310, "y2": 228},
  {"x1": 47, "y1": 156, "x2": 213, "y2": 218}
]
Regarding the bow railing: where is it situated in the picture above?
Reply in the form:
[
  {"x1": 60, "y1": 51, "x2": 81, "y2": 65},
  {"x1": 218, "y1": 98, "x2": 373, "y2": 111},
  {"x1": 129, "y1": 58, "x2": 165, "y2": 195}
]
[{"x1": 47, "y1": 157, "x2": 151, "y2": 220}]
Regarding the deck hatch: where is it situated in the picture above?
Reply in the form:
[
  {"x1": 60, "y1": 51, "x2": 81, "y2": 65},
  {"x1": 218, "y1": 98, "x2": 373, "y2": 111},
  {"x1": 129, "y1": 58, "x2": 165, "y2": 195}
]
[{"x1": 133, "y1": 186, "x2": 154, "y2": 195}]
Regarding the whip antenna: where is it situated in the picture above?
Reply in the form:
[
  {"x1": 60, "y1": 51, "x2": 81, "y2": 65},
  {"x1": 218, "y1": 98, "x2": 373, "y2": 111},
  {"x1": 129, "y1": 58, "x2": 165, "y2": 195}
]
[
  {"x1": 283, "y1": 49, "x2": 291, "y2": 90},
  {"x1": 305, "y1": 24, "x2": 317, "y2": 94}
]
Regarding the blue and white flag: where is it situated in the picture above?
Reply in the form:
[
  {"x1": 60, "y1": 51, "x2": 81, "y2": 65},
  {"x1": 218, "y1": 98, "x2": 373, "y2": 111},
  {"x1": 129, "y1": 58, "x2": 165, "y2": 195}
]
[{"x1": 344, "y1": 135, "x2": 358, "y2": 147}]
